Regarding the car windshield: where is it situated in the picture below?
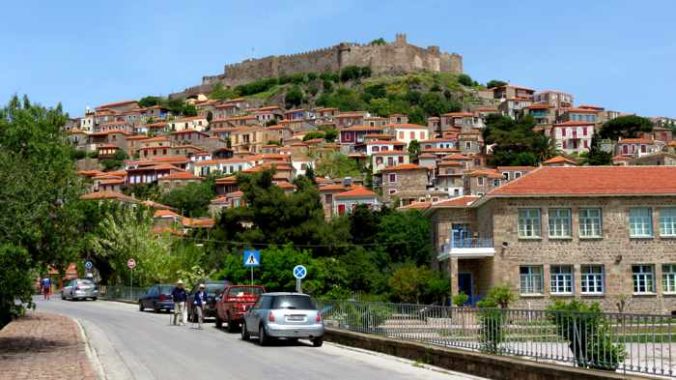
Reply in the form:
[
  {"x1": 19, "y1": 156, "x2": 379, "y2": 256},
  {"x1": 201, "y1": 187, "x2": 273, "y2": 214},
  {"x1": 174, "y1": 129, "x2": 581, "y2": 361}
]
[
  {"x1": 271, "y1": 295, "x2": 316, "y2": 310},
  {"x1": 227, "y1": 286, "x2": 264, "y2": 297},
  {"x1": 77, "y1": 280, "x2": 95, "y2": 286}
]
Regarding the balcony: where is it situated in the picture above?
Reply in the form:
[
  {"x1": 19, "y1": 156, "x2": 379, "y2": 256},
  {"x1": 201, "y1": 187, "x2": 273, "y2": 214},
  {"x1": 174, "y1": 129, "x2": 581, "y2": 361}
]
[{"x1": 437, "y1": 235, "x2": 495, "y2": 260}]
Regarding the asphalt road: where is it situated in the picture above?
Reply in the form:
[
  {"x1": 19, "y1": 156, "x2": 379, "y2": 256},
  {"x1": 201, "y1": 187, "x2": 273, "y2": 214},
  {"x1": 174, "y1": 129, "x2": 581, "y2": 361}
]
[{"x1": 35, "y1": 297, "x2": 483, "y2": 380}]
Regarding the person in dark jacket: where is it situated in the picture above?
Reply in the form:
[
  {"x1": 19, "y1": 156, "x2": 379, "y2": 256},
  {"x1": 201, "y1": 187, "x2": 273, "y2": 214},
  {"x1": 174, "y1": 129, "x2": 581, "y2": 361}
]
[
  {"x1": 171, "y1": 280, "x2": 187, "y2": 326},
  {"x1": 193, "y1": 284, "x2": 207, "y2": 329}
]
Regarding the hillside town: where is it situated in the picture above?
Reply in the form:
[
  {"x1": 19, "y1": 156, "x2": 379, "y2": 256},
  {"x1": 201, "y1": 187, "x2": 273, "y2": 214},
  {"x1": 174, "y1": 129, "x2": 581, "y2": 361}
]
[{"x1": 64, "y1": 55, "x2": 676, "y2": 315}]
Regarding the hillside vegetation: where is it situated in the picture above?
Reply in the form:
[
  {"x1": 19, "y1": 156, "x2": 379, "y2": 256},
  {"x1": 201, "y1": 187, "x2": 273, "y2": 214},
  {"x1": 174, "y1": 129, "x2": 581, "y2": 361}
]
[{"x1": 209, "y1": 68, "x2": 493, "y2": 124}]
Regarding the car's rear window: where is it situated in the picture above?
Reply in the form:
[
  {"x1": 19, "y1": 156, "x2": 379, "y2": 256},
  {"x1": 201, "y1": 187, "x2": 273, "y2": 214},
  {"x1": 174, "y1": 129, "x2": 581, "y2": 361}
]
[
  {"x1": 159, "y1": 286, "x2": 173, "y2": 294},
  {"x1": 271, "y1": 295, "x2": 316, "y2": 310},
  {"x1": 77, "y1": 280, "x2": 95, "y2": 286},
  {"x1": 206, "y1": 283, "x2": 224, "y2": 294}
]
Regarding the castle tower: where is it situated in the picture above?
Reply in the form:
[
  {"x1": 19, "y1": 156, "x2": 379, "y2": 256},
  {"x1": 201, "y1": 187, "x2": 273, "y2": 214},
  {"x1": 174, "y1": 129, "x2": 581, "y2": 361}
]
[{"x1": 395, "y1": 33, "x2": 407, "y2": 45}]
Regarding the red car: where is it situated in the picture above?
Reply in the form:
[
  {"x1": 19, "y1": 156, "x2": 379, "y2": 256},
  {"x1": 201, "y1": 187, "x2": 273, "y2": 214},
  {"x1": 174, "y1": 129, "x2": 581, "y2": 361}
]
[{"x1": 215, "y1": 285, "x2": 265, "y2": 332}]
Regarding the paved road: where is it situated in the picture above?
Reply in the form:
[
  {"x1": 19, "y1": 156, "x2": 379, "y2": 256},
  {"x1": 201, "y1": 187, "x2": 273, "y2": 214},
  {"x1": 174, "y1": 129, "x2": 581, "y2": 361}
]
[{"x1": 35, "y1": 297, "x2": 482, "y2": 380}]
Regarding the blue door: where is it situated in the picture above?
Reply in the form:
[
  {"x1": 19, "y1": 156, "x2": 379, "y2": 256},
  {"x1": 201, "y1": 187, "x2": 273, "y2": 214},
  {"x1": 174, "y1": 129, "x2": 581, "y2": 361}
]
[{"x1": 458, "y1": 273, "x2": 473, "y2": 305}]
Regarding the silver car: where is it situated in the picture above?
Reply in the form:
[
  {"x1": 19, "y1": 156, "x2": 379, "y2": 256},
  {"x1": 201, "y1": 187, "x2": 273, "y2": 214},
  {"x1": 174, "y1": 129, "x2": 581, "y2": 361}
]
[
  {"x1": 61, "y1": 279, "x2": 98, "y2": 301},
  {"x1": 241, "y1": 292, "x2": 324, "y2": 347}
]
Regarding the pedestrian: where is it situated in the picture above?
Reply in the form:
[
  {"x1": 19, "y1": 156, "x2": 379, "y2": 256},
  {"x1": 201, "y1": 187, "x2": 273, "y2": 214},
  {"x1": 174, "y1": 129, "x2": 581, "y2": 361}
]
[
  {"x1": 41, "y1": 276, "x2": 51, "y2": 300},
  {"x1": 193, "y1": 284, "x2": 207, "y2": 330},
  {"x1": 171, "y1": 280, "x2": 187, "y2": 326}
]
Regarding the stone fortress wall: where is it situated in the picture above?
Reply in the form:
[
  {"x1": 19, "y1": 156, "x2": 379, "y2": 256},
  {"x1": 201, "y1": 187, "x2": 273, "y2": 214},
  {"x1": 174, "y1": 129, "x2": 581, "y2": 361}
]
[{"x1": 172, "y1": 34, "x2": 462, "y2": 98}]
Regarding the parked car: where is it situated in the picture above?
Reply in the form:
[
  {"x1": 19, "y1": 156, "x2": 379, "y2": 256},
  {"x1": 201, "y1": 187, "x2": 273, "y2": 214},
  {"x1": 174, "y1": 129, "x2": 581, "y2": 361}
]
[
  {"x1": 241, "y1": 292, "x2": 324, "y2": 347},
  {"x1": 138, "y1": 284, "x2": 174, "y2": 313},
  {"x1": 215, "y1": 285, "x2": 265, "y2": 332},
  {"x1": 186, "y1": 280, "x2": 229, "y2": 322},
  {"x1": 61, "y1": 279, "x2": 98, "y2": 301}
]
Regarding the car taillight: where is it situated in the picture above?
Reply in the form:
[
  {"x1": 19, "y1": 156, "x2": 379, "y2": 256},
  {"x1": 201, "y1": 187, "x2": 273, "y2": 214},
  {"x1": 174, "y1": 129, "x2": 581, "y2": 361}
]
[
  {"x1": 316, "y1": 312, "x2": 322, "y2": 322},
  {"x1": 75, "y1": 286, "x2": 80, "y2": 291},
  {"x1": 268, "y1": 311, "x2": 275, "y2": 322},
  {"x1": 159, "y1": 294, "x2": 167, "y2": 301}
]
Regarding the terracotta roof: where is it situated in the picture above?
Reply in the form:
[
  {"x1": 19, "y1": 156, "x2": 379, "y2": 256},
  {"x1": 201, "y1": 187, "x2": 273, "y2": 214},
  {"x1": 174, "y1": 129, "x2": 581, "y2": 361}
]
[
  {"x1": 215, "y1": 176, "x2": 238, "y2": 184},
  {"x1": 372, "y1": 151, "x2": 407, "y2": 156},
  {"x1": 334, "y1": 186, "x2": 377, "y2": 199},
  {"x1": 542, "y1": 155, "x2": 578, "y2": 165},
  {"x1": 142, "y1": 200, "x2": 175, "y2": 210},
  {"x1": 397, "y1": 201, "x2": 432, "y2": 211},
  {"x1": 182, "y1": 217, "x2": 215, "y2": 229},
  {"x1": 618, "y1": 138, "x2": 654, "y2": 144},
  {"x1": 171, "y1": 128, "x2": 209, "y2": 136},
  {"x1": 126, "y1": 135, "x2": 150, "y2": 141},
  {"x1": 342, "y1": 125, "x2": 383, "y2": 132},
  {"x1": 431, "y1": 195, "x2": 480, "y2": 208},
  {"x1": 95, "y1": 100, "x2": 138, "y2": 110},
  {"x1": 527, "y1": 103, "x2": 552, "y2": 110},
  {"x1": 565, "y1": 107, "x2": 599, "y2": 114},
  {"x1": 442, "y1": 154, "x2": 472, "y2": 161},
  {"x1": 319, "y1": 184, "x2": 347, "y2": 192},
  {"x1": 158, "y1": 172, "x2": 203, "y2": 181},
  {"x1": 275, "y1": 182, "x2": 295, "y2": 190},
  {"x1": 488, "y1": 166, "x2": 676, "y2": 197},
  {"x1": 497, "y1": 166, "x2": 536, "y2": 171},
  {"x1": 153, "y1": 210, "x2": 181, "y2": 219},
  {"x1": 441, "y1": 112, "x2": 474, "y2": 117},
  {"x1": 380, "y1": 164, "x2": 427, "y2": 172},
  {"x1": 466, "y1": 169, "x2": 503, "y2": 179},
  {"x1": 80, "y1": 191, "x2": 137, "y2": 203},
  {"x1": 389, "y1": 123, "x2": 428, "y2": 129}
]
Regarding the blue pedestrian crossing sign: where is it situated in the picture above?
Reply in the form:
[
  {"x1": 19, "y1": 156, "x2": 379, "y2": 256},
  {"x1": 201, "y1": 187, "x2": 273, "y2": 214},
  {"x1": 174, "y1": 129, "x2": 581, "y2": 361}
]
[
  {"x1": 84, "y1": 261, "x2": 93, "y2": 270},
  {"x1": 243, "y1": 250, "x2": 261, "y2": 267},
  {"x1": 293, "y1": 265, "x2": 307, "y2": 280}
]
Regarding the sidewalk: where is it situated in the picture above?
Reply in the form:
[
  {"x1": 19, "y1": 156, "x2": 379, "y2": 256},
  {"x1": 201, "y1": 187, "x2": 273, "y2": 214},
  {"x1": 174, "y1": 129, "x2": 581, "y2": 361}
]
[{"x1": 0, "y1": 312, "x2": 96, "y2": 380}]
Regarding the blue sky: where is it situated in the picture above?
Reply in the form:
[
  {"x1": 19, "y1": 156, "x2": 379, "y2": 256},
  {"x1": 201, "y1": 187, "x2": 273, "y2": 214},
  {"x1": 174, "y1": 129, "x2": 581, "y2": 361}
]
[{"x1": 1, "y1": 0, "x2": 674, "y2": 117}]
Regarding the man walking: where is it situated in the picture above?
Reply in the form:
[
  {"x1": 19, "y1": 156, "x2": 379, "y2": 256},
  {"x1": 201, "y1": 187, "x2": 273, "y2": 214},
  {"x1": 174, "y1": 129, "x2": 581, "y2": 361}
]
[
  {"x1": 193, "y1": 284, "x2": 207, "y2": 330},
  {"x1": 171, "y1": 280, "x2": 187, "y2": 326},
  {"x1": 41, "y1": 276, "x2": 51, "y2": 300}
]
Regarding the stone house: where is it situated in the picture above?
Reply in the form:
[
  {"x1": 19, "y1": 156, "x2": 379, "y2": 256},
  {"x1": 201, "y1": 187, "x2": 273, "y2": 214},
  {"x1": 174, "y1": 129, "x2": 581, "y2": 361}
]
[
  {"x1": 463, "y1": 169, "x2": 504, "y2": 196},
  {"x1": 524, "y1": 103, "x2": 556, "y2": 126},
  {"x1": 169, "y1": 116, "x2": 208, "y2": 132},
  {"x1": 379, "y1": 164, "x2": 429, "y2": 204},
  {"x1": 427, "y1": 166, "x2": 676, "y2": 314},
  {"x1": 158, "y1": 171, "x2": 203, "y2": 192},
  {"x1": 333, "y1": 186, "x2": 379, "y2": 216},
  {"x1": 628, "y1": 152, "x2": 676, "y2": 166},
  {"x1": 371, "y1": 151, "x2": 410, "y2": 174},
  {"x1": 533, "y1": 90, "x2": 574, "y2": 109},
  {"x1": 616, "y1": 137, "x2": 663, "y2": 158}
]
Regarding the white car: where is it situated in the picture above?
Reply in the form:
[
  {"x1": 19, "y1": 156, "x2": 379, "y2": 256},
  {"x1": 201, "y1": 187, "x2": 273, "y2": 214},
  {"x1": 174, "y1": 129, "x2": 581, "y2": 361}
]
[{"x1": 61, "y1": 279, "x2": 98, "y2": 301}]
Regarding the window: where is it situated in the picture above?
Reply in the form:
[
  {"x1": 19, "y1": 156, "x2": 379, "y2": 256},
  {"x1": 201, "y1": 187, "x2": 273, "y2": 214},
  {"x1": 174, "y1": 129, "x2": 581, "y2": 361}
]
[
  {"x1": 410, "y1": 132, "x2": 415, "y2": 139},
  {"x1": 477, "y1": 177, "x2": 484, "y2": 186},
  {"x1": 388, "y1": 173, "x2": 397, "y2": 183},
  {"x1": 493, "y1": 179, "x2": 500, "y2": 187},
  {"x1": 325, "y1": 194, "x2": 333, "y2": 204},
  {"x1": 550, "y1": 265, "x2": 573, "y2": 294},
  {"x1": 629, "y1": 207, "x2": 653, "y2": 237},
  {"x1": 663, "y1": 264, "x2": 676, "y2": 294},
  {"x1": 579, "y1": 208, "x2": 602, "y2": 238},
  {"x1": 548, "y1": 208, "x2": 572, "y2": 238},
  {"x1": 659, "y1": 208, "x2": 676, "y2": 236},
  {"x1": 581, "y1": 265, "x2": 604, "y2": 294},
  {"x1": 388, "y1": 189, "x2": 397, "y2": 195},
  {"x1": 398, "y1": 156, "x2": 404, "y2": 163},
  {"x1": 514, "y1": 172, "x2": 522, "y2": 179},
  {"x1": 632, "y1": 265, "x2": 655, "y2": 294},
  {"x1": 520, "y1": 266, "x2": 544, "y2": 294},
  {"x1": 376, "y1": 157, "x2": 383, "y2": 165},
  {"x1": 519, "y1": 209, "x2": 541, "y2": 238},
  {"x1": 398, "y1": 132, "x2": 404, "y2": 139}
]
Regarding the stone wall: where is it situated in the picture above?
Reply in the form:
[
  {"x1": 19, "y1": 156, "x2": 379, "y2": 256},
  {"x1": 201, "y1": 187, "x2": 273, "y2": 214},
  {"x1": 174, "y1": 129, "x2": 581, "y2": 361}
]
[
  {"x1": 381, "y1": 169, "x2": 428, "y2": 203},
  {"x1": 485, "y1": 196, "x2": 676, "y2": 314}
]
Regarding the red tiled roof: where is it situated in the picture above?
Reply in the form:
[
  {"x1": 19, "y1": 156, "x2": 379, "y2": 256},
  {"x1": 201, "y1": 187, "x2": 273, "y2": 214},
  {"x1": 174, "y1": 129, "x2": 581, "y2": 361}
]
[
  {"x1": 319, "y1": 184, "x2": 347, "y2": 192},
  {"x1": 398, "y1": 201, "x2": 432, "y2": 211},
  {"x1": 565, "y1": 107, "x2": 599, "y2": 114},
  {"x1": 334, "y1": 186, "x2": 377, "y2": 199},
  {"x1": 542, "y1": 155, "x2": 578, "y2": 165},
  {"x1": 80, "y1": 191, "x2": 137, "y2": 203},
  {"x1": 159, "y1": 172, "x2": 202, "y2": 181},
  {"x1": 342, "y1": 125, "x2": 383, "y2": 132},
  {"x1": 380, "y1": 164, "x2": 427, "y2": 172},
  {"x1": 389, "y1": 123, "x2": 428, "y2": 129},
  {"x1": 153, "y1": 209, "x2": 180, "y2": 219},
  {"x1": 618, "y1": 138, "x2": 654, "y2": 144},
  {"x1": 432, "y1": 196, "x2": 480, "y2": 208},
  {"x1": 488, "y1": 166, "x2": 676, "y2": 197},
  {"x1": 95, "y1": 100, "x2": 138, "y2": 110}
]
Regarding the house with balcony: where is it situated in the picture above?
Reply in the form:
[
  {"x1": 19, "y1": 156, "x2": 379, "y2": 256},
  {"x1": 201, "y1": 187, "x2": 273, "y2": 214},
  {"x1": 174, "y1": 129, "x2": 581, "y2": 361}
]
[
  {"x1": 371, "y1": 151, "x2": 410, "y2": 174},
  {"x1": 550, "y1": 121, "x2": 594, "y2": 154},
  {"x1": 427, "y1": 166, "x2": 676, "y2": 313},
  {"x1": 533, "y1": 90, "x2": 574, "y2": 109},
  {"x1": 339, "y1": 125, "x2": 384, "y2": 147},
  {"x1": 616, "y1": 137, "x2": 663, "y2": 158},
  {"x1": 524, "y1": 103, "x2": 556, "y2": 126}
]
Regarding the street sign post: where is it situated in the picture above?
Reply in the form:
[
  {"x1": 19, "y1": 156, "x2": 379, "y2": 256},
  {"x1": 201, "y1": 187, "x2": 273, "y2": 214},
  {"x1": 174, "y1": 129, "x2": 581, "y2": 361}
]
[
  {"x1": 243, "y1": 250, "x2": 260, "y2": 286},
  {"x1": 127, "y1": 258, "x2": 136, "y2": 299},
  {"x1": 293, "y1": 265, "x2": 307, "y2": 293}
]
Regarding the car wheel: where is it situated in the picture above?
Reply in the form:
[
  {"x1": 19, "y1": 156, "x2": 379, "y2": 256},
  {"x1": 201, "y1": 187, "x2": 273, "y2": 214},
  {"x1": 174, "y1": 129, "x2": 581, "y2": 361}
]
[
  {"x1": 312, "y1": 337, "x2": 324, "y2": 347},
  {"x1": 226, "y1": 313, "x2": 237, "y2": 333},
  {"x1": 92, "y1": 297, "x2": 97, "y2": 301},
  {"x1": 61, "y1": 292, "x2": 66, "y2": 300},
  {"x1": 153, "y1": 303, "x2": 160, "y2": 313},
  {"x1": 258, "y1": 325, "x2": 269, "y2": 346},
  {"x1": 240, "y1": 322, "x2": 250, "y2": 341},
  {"x1": 139, "y1": 302, "x2": 145, "y2": 312}
]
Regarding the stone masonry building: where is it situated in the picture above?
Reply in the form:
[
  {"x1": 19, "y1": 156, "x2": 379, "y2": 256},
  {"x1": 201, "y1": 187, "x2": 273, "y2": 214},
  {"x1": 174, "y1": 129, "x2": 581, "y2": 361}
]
[
  {"x1": 172, "y1": 34, "x2": 463, "y2": 98},
  {"x1": 427, "y1": 166, "x2": 676, "y2": 314}
]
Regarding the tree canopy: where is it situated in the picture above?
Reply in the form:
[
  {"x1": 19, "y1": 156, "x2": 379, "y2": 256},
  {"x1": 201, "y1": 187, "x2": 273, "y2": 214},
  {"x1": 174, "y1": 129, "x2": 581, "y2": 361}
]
[
  {"x1": 483, "y1": 114, "x2": 556, "y2": 166},
  {"x1": 598, "y1": 115, "x2": 653, "y2": 140}
]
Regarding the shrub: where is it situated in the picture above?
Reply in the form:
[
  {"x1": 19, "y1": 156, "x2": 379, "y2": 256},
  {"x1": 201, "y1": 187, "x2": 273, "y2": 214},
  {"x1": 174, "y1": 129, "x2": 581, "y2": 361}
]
[
  {"x1": 547, "y1": 300, "x2": 626, "y2": 370},
  {"x1": 484, "y1": 284, "x2": 516, "y2": 309},
  {"x1": 457, "y1": 74, "x2": 474, "y2": 87},
  {"x1": 476, "y1": 297, "x2": 504, "y2": 353},
  {"x1": 452, "y1": 291, "x2": 469, "y2": 307}
]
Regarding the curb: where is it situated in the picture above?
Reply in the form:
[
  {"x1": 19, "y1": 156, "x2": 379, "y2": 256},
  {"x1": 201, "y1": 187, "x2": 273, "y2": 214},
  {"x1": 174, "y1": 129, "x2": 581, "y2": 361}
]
[{"x1": 74, "y1": 318, "x2": 107, "y2": 380}]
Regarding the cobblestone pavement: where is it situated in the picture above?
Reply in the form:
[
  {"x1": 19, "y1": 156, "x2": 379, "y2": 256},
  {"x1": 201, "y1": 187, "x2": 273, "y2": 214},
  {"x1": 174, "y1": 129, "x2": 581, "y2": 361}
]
[{"x1": 0, "y1": 312, "x2": 96, "y2": 380}]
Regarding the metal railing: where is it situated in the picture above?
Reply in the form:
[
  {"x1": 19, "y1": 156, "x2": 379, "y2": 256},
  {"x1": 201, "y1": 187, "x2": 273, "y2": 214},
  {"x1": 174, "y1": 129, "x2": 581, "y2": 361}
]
[
  {"x1": 449, "y1": 237, "x2": 494, "y2": 249},
  {"x1": 99, "y1": 285, "x2": 147, "y2": 303},
  {"x1": 319, "y1": 301, "x2": 675, "y2": 377}
]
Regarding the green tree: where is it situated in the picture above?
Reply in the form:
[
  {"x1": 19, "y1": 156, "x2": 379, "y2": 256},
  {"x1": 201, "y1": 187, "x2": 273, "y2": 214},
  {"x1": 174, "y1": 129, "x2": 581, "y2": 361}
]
[
  {"x1": 457, "y1": 74, "x2": 474, "y2": 87},
  {"x1": 408, "y1": 140, "x2": 421, "y2": 162},
  {"x1": 138, "y1": 96, "x2": 162, "y2": 108},
  {"x1": 486, "y1": 80, "x2": 507, "y2": 89},
  {"x1": 209, "y1": 83, "x2": 236, "y2": 100},
  {"x1": 584, "y1": 133, "x2": 613, "y2": 166},
  {"x1": 369, "y1": 38, "x2": 387, "y2": 45},
  {"x1": 285, "y1": 85, "x2": 304, "y2": 108},
  {"x1": 182, "y1": 103, "x2": 197, "y2": 117},
  {"x1": 0, "y1": 245, "x2": 35, "y2": 326},
  {"x1": 0, "y1": 96, "x2": 85, "y2": 325},
  {"x1": 315, "y1": 152, "x2": 362, "y2": 178},
  {"x1": 388, "y1": 264, "x2": 448, "y2": 303},
  {"x1": 303, "y1": 131, "x2": 325, "y2": 141},
  {"x1": 160, "y1": 180, "x2": 216, "y2": 217},
  {"x1": 376, "y1": 210, "x2": 432, "y2": 265},
  {"x1": 599, "y1": 115, "x2": 653, "y2": 140}
]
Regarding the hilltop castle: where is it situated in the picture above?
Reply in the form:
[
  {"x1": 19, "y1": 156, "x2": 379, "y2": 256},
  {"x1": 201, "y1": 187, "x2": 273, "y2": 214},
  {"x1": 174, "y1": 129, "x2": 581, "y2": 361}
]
[{"x1": 172, "y1": 34, "x2": 462, "y2": 98}]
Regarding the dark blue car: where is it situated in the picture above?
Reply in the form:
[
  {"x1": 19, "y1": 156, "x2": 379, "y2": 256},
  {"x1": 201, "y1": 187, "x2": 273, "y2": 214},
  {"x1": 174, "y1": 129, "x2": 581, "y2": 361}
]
[{"x1": 138, "y1": 284, "x2": 175, "y2": 313}]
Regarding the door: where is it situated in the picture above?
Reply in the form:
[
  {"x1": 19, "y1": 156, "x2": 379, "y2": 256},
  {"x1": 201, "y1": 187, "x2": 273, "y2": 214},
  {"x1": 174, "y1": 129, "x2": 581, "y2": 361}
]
[
  {"x1": 458, "y1": 273, "x2": 473, "y2": 305},
  {"x1": 452, "y1": 224, "x2": 471, "y2": 248}
]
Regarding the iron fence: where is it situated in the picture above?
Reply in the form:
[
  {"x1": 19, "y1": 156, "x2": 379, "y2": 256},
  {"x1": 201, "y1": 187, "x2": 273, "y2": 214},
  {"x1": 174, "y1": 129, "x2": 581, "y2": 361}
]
[
  {"x1": 319, "y1": 301, "x2": 675, "y2": 377},
  {"x1": 99, "y1": 285, "x2": 147, "y2": 303}
]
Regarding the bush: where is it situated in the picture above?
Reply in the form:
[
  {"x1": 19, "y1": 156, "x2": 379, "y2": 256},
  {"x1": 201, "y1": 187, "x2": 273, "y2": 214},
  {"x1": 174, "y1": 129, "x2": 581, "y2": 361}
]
[
  {"x1": 547, "y1": 300, "x2": 626, "y2": 370},
  {"x1": 452, "y1": 291, "x2": 469, "y2": 307},
  {"x1": 71, "y1": 149, "x2": 87, "y2": 160},
  {"x1": 476, "y1": 297, "x2": 505, "y2": 353},
  {"x1": 484, "y1": 284, "x2": 516, "y2": 309},
  {"x1": 0, "y1": 245, "x2": 35, "y2": 328},
  {"x1": 457, "y1": 74, "x2": 474, "y2": 87}
]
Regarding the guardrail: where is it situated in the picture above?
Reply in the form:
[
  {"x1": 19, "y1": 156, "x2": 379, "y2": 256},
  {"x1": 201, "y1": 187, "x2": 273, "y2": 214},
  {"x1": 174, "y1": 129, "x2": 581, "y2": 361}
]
[
  {"x1": 99, "y1": 285, "x2": 147, "y2": 303},
  {"x1": 319, "y1": 301, "x2": 675, "y2": 377}
]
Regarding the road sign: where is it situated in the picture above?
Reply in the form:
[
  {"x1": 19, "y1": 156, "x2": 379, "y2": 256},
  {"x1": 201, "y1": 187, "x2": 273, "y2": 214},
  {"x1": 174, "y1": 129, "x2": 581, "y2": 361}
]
[
  {"x1": 84, "y1": 261, "x2": 93, "y2": 270},
  {"x1": 293, "y1": 265, "x2": 307, "y2": 280},
  {"x1": 243, "y1": 250, "x2": 261, "y2": 267},
  {"x1": 127, "y1": 258, "x2": 136, "y2": 269}
]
